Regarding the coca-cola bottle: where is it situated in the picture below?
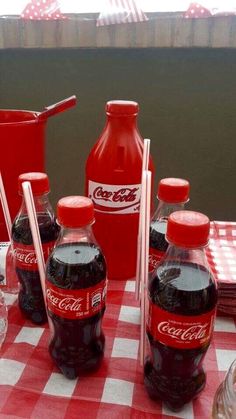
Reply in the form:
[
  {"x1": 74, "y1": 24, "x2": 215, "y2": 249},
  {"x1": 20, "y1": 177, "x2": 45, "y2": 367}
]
[
  {"x1": 12, "y1": 172, "x2": 60, "y2": 325},
  {"x1": 86, "y1": 100, "x2": 154, "y2": 280},
  {"x1": 145, "y1": 210, "x2": 217, "y2": 410},
  {"x1": 46, "y1": 196, "x2": 107, "y2": 379},
  {"x1": 149, "y1": 178, "x2": 190, "y2": 272},
  {"x1": 212, "y1": 359, "x2": 236, "y2": 418}
]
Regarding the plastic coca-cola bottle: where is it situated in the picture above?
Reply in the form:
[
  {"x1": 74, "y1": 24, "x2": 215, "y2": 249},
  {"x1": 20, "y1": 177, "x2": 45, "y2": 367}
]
[
  {"x1": 144, "y1": 210, "x2": 218, "y2": 410},
  {"x1": 86, "y1": 100, "x2": 154, "y2": 280},
  {"x1": 46, "y1": 196, "x2": 107, "y2": 379},
  {"x1": 212, "y1": 359, "x2": 236, "y2": 418},
  {"x1": 12, "y1": 173, "x2": 60, "y2": 325},
  {"x1": 149, "y1": 178, "x2": 190, "y2": 272},
  {"x1": 0, "y1": 242, "x2": 19, "y2": 294}
]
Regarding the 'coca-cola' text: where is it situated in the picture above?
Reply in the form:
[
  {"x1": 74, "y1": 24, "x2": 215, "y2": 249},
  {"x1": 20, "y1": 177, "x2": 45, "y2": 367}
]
[
  {"x1": 88, "y1": 181, "x2": 141, "y2": 214},
  {"x1": 147, "y1": 303, "x2": 216, "y2": 349},
  {"x1": 13, "y1": 241, "x2": 55, "y2": 271},
  {"x1": 46, "y1": 279, "x2": 107, "y2": 320}
]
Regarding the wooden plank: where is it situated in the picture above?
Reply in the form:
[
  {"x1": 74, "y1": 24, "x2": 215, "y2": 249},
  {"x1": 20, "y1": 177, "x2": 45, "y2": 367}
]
[
  {"x1": 229, "y1": 17, "x2": 236, "y2": 47},
  {"x1": 0, "y1": 21, "x2": 5, "y2": 49},
  {"x1": 153, "y1": 17, "x2": 173, "y2": 47},
  {"x1": 96, "y1": 24, "x2": 115, "y2": 48},
  {"x1": 41, "y1": 21, "x2": 59, "y2": 48},
  {"x1": 192, "y1": 18, "x2": 211, "y2": 47},
  {"x1": 60, "y1": 18, "x2": 79, "y2": 48},
  {"x1": 211, "y1": 17, "x2": 231, "y2": 48},
  {"x1": 2, "y1": 19, "x2": 21, "y2": 48},
  {"x1": 133, "y1": 20, "x2": 155, "y2": 48},
  {"x1": 21, "y1": 20, "x2": 43, "y2": 48},
  {"x1": 77, "y1": 20, "x2": 96, "y2": 47},
  {"x1": 172, "y1": 17, "x2": 193, "y2": 47},
  {"x1": 0, "y1": 16, "x2": 236, "y2": 49}
]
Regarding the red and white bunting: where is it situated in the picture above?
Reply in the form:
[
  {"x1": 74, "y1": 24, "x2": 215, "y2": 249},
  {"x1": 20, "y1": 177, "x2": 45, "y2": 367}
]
[
  {"x1": 21, "y1": 0, "x2": 65, "y2": 20},
  {"x1": 97, "y1": 0, "x2": 148, "y2": 26}
]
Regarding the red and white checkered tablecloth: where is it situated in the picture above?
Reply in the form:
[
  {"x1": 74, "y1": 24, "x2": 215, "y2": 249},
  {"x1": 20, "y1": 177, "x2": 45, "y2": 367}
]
[{"x1": 0, "y1": 222, "x2": 236, "y2": 419}]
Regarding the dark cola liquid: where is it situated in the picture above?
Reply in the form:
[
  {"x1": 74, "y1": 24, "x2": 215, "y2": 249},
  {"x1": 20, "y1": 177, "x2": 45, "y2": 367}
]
[
  {"x1": 144, "y1": 261, "x2": 217, "y2": 411},
  {"x1": 12, "y1": 213, "x2": 60, "y2": 325},
  {"x1": 149, "y1": 220, "x2": 168, "y2": 271},
  {"x1": 46, "y1": 242, "x2": 106, "y2": 379}
]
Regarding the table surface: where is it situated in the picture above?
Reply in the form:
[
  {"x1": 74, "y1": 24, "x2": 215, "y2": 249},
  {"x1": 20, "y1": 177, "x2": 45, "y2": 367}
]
[{"x1": 0, "y1": 221, "x2": 236, "y2": 419}]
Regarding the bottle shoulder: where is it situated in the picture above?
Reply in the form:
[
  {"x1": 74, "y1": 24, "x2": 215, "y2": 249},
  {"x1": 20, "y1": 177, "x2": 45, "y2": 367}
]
[
  {"x1": 46, "y1": 242, "x2": 107, "y2": 289},
  {"x1": 12, "y1": 212, "x2": 60, "y2": 244},
  {"x1": 149, "y1": 261, "x2": 217, "y2": 315}
]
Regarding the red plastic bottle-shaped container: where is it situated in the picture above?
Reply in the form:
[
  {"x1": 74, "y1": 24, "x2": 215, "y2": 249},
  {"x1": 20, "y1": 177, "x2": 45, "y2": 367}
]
[
  {"x1": 149, "y1": 178, "x2": 190, "y2": 272},
  {"x1": 46, "y1": 196, "x2": 107, "y2": 379},
  {"x1": 12, "y1": 173, "x2": 60, "y2": 324},
  {"x1": 145, "y1": 210, "x2": 217, "y2": 410},
  {"x1": 86, "y1": 100, "x2": 154, "y2": 280}
]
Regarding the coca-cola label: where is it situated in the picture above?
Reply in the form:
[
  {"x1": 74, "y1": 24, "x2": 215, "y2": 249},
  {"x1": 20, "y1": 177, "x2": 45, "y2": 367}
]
[
  {"x1": 13, "y1": 241, "x2": 55, "y2": 271},
  {"x1": 148, "y1": 248, "x2": 165, "y2": 272},
  {"x1": 0, "y1": 242, "x2": 10, "y2": 286},
  {"x1": 46, "y1": 279, "x2": 107, "y2": 320},
  {"x1": 88, "y1": 181, "x2": 141, "y2": 214},
  {"x1": 147, "y1": 303, "x2": 216, "y2": 349}
]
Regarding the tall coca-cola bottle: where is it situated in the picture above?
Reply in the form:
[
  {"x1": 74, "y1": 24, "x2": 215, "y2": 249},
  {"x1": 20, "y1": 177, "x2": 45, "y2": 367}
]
[
  {"x1": 12, "y1": 173, "x2": 60, "y2": 324},
  {"x1": 46, "y1": 196, "x2": 107, "y2": 379},
  {"x1": 86, "y1": 100, "x2": 154, "y2": 280},
  {"x1": 149, "y1": 178, "x2": 190, "y2": 272},
  {"x1": 145, "y1": 210, "x2": 217, "y2": 410}
]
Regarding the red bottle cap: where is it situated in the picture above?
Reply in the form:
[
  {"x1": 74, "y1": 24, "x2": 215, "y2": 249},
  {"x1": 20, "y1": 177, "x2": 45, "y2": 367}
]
[
  {"x1": 106, "y1": 100, "x2": 139, "y2": 116},
  {"x1": 166, "y1": 210, "x2": 210, "y2": 248},
  {"x1": 157, "y1": 178, "x2": 190, "y2": 203},
  {"x1": 57, "y1": 196, "x2": 95, "y2": 228},
  {"x1": 18, "y1": 172, "x2": 50, "y2": 196}
]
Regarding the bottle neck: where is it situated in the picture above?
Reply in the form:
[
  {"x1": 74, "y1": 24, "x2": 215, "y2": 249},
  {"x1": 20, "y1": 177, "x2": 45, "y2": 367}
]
[
  {"x1": 19, "y1": 193, "x2": 53, "y2": 215},
  {"x1": 106, "y1": 114, "x2": 138, "y2": 132},
  {"x1": 164, "y1": 243, "x2": 208, "y2": 267},
  {"x1": 56, "y1": 224, "x2": 97, "y2": 246},
  {"x1": 153, "y1": 200, "x2": 185, "y2": 221}
]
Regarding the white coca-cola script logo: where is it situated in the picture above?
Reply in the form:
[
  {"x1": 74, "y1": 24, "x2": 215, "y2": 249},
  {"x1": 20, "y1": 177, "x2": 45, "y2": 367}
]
[
  {"x1": 47, "y1": 289, "x2": 83, "y2": 312},
  {"x1": 13, "y1": 248, "x2": 37, "y2": 265},
  {"x1": 157, "y1": 321, "x2": 209, "y2": 342},
  {"x1": 93, "y1": 186, "x2": 138, "y2": 203},
  {"x1": 88, "y1": 181, "x2": 141, "y2": 214}
]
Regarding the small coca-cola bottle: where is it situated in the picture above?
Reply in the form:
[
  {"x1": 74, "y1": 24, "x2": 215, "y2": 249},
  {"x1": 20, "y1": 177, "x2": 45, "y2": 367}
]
[
  {"x1": 145, "y1": 210, "x2": 217, "y2": 410},
  {"x1": 149, "y1": 178, "x2": 190, "y2": 272},
  {"x1": 46, "y1": 196, "x2": 107, "y2": 379},
  {"x1": 12, "y1": 173, "x2": 60, "y2": 325}
]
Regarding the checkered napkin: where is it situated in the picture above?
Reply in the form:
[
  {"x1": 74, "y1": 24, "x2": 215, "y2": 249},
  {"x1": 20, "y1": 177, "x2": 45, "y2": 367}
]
[
  {"x1": 207, "y1": 221, "x2": 236, "y2": 316},
  {"x1": 0, "y1": 272, "x2": 235, "y2": 419}
]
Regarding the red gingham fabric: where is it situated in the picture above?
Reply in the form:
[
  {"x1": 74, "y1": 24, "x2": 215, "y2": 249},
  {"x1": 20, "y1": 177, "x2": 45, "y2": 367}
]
[
  {"x1": 0, "y1": 222, "x2": 235, "y2": 418},
  {"x1": 207, "y1": 221, "x2": 236, "y2": 316}
]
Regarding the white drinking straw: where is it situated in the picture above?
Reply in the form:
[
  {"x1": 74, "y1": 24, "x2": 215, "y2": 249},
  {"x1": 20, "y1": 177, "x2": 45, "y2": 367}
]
[
  {"x1": 135, "y1": 139, "x2": 150, "y2": 301},
  {"x1": 22, "y1": 181, "x2": 51, "y2": 329},
  {"x1": 140, "y1": 172, "x2": 147, "y2": 365},
  {"x1": 144, "y1": 170, "x2": 151, "y2": 323},
  {"x1": 140, "y1": 170, "x2": 152, "y2": 366},
  {"x1": 0, "y1": 172, "x2": 12, "y2": 241}
]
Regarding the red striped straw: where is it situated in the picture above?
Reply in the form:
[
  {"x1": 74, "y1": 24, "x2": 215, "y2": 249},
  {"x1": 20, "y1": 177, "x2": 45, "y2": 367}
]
[
  {"x1": 140, "y1": 170, "x2": 151, "y2": 366},
  {"x1": 0, "y1": 172, "x2": 12, "y2": 241},
  {"x1": 135, "y1": 138, "x2": 150, "y2": 301},
  {"x1": 22, "y1": 181, "x2": 52, "y2": 332}
]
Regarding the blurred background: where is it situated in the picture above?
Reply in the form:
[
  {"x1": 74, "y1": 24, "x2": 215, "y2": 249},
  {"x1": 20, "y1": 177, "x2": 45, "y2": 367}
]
[{"x1": 1, "y1": 47, "x2": 235, "y2": 220}]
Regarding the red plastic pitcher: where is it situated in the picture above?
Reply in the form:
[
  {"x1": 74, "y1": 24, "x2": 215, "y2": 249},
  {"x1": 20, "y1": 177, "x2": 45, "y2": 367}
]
[{"x1": 0, "y1": 96, "x2": 76, "y2": 241}]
